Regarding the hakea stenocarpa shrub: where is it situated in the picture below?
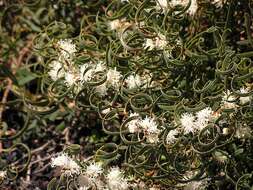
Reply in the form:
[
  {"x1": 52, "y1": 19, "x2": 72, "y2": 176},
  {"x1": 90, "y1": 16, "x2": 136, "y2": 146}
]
[
  {"x1": 1, "y1": 0, "x2": 253, "y2": 189},
  {"x1": 35, "y1": 0, "x2": 253, "y2": 189}
]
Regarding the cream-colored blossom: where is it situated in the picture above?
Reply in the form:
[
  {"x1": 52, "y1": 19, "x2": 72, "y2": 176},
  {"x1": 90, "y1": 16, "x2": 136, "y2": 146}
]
[
  {"x1": 48, "y1": 60, "x2": 65, "y2": 81},
  {"x1": 106, "y1": 68, "x2": 122, "y2": 89},
  {"x1": 156, "y1": 0, "x2": 168, "y2": 11},
  {"x1": 106, "y1": 167, "x2": 129, "y2": 190},
  {"x1": 195, "y1": 107, "x2": 213, "y2": 130},
  {"x1": 95, "y1": 83, "x2": 108, "y2": 97},
  {"x1": 139, "y1": 116, "x2": 161, "y2": 143},
  {"x1": 144, "y1": 33, "x2": 167, "y2": 50},
  {"x1": 170, "y1": 0, "x2": 198, "y2": 15},
  {"x1": 57, "y1": 39, "x2": 77, "y2": 61},
  {"x1": 221, "y1": 90, "x2": 238, "y2": 109},
  {"x1": 109, "y1": 19, "x2": 130, "y2": 31},
  {"x1": 0, "y1": 170, "x2": 7, "y2": 179},
  {"x1": 180, "y1": 113, "x2": 196, "y2": 134},
  {"x1": 80, "y1": 62, "x2": 106, "y2": 83},
  {"x1": 239, "y1": 87, "x2": 251, "y2": 105},
  {"x1": 127, "y1": 112, "x2": 141, "y2": 133},
  {"x1": 166, "y1": 129, "x2": 179, "y2": 144},
  {"x1": 51, "y1": 153, "x2": 80, "y2": 176},
  {"x1": 85, "y1": 162, "x2": 103, "y2": 178},
  {"x1": 125, "y1": 74, "x2": 143, "y2": 89},
  {"x1": 65, "y1": 72, "x2": 79, "y2": 86},
  {"x1": 212, "y1": 0, "x2": 223, "y2": 7}
]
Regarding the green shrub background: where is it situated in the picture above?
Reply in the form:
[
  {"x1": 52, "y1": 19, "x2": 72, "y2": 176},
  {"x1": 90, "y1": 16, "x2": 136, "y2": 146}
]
[{"x1": 0, "y1": 0, "x2": 253, "y2": 189}]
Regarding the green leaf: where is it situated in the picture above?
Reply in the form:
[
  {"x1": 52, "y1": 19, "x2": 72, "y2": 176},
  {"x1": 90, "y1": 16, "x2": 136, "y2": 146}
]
[
  {"x1": 65, "y1": 144, "x2": 81, "y2": 155},
  {"x1": 0, "y1": 64, "x2": 18, "y2": 85},
  {"x1": 47, "y1": 178, "x2": 57, "y2": 190},
  {"x1": 16, "y1": 68, "x2": 37, "y2": 86},
  {"x1": 235, "y1": 148, "x2": 244, "y2": 156},
  {"x1": 55, "y1": 121, "x2": 65, "y2": 131}
]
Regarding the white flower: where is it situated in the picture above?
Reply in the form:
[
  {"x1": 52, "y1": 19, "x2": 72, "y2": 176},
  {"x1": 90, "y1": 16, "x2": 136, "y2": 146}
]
[
  {"x1": 170, "y1": 0, "x2": 198, "y2": 15},
  {"x1": 0, "y1": 170, "x2": 7, "y2": 179},
  {"x1": 127, "y1": 113, "x2": 141, "y2": 133},
  {"x1": 95, "y1": 83, "x2": 108, "y2": 97},
  {"x1": 146, "y1": 133, "x2": 160, "y2": 143},
  {"x1": 212, "y1": 0, "x2": 223, "y2": 7},
  {"x1": 195, "y1": 107, "x2": 213, "y2": 130},
  {"x1": 51, "y1": 153, "x2": 80, "y2": 176},
  {"x1": 57, "y1": 39, "x2": 77, "y2": 60},
  {"x1": 65, "y1": 72, "x2": 79, "y2": 86},
  {"x1": 221, "y1": 90, "x2": 237, "y2": 109},
  {"x1": 183, "y1": 179, "x2": 208, "y2": 190},
  {"x1": 109, "y1": 19, "x2": 130, "y2": 31},
  {"x1": 79, "y1": 186, "x2": 89, "y2": 190},
  {"x1": 80, "y1": 64, "x2": 92, "y2": 82},
  {"x1": 144, "y1": 39, "x2": 156, "y2": 50},
  {"x1": 106, "y1": 68, "x2": 122, "y2": 89},
  {"x1": 239, "y1": 87, "x2": 251, "y2": 105},
  {"x1": 223, "y1": 90, "x2": 236, "y2": 101},
  {"x1": 80, "y1": 63, "x2": 106, "y2": 83},
  {"x1": 139, "y1": 116, "x2": 161, "y2": 143},
  {"x1": 144, "y1": 33, "x2": 167, "y2": 50},
  {"x1": 48, "y1": 60, "x2": 65, "y2": 81},
  {"x1": 156, "y1": 0, "x2": 168, "y2": 10},
  {"x1": 166, "y1": 129, "x2": 179, "y2": 144},
  {"x1": 139, "y1": 116, "x2": 158, "y2": 134},
  {"x1": 86, "y1": 162, "x2": 103, "y2": 178},
  {"x1": 222, "y1": 128, "x2": 229, "y2": 135},
  {"x1": 125, "y1": 74, "x2": 143, "y2": 89},
  {"x1": 180, "y1": 113, "x2": 196, "y2": 134},
  {"x1": 106, "y1": 167, "x2": 122, "y2": 181},
  {"x1": 187, "y1": 0, "x2": 198, "y2": 15},
  {"x1": 106, "y1": 167, "x2": 128, "y2": 190},
  {"x1": 109, "y1": 19, "x2": 121, "y2": 30},
  {"x1": 101, "y1": 108, "x2": 111, "y2": 115},
  {"x1": 150, "y1": 188, "x2": 160, "y2": 190},
  {"x1": 95, "y1": 62, "x2": 106, "y2": 73}
]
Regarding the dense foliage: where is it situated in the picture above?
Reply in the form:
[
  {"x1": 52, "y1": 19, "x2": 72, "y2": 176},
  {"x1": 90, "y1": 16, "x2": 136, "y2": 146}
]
[{"x1": 0, "y1": 0, "x2": 253, "y2": 190}]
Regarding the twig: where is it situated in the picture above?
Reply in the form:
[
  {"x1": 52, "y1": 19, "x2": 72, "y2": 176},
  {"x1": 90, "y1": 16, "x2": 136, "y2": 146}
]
[{"x1": 0, "y1": 40, "x2": 33, "y2": 152}]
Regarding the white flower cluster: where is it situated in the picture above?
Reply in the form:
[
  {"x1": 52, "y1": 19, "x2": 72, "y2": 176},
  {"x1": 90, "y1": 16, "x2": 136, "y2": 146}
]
[
  {"x1": 95, "y1": 67, "x2": 123, "y2": 96},
  {"x1": 109, "y1": 19, "x2": 130, "y2": 31},
  {"x1": 80, "y1": 62, "x2": 106, "y2": 83},
  {"x1": 51, "y1": 153, "x2": 80, "y2": 176},
  {"x1": 239, "y1": 87, "x2": 251, "y2": 105},
  {"x1": 0, "y1": 170, "x2": 7, "y2": 179},
  {"x1": 106, "y1": 167, "x2": 129, "y2": 190},
  {"x1": 125, "y1": 73, "x2": 151, "y2": 90},
  {"x1": 85, "y1": 162, "x2": 104, "y2": 178},
  {"x1": 166, "y1": 129, "x2": 179, "y2": 144},
  {"x1": 78, "y1": 164, "x2": 129, "y2": 190},
  {"x1": 221, "y1": 90, "x2": 237, "y2": 109},
  {"x1": 221, "y1": 88, "x2": 251, "y2": 109},
  {"x1": 183, "y1": 179, "x2": 208, "y2": 190},
  {"x1": 212, "y1": 0, "x2": 223, "y2": 7},
  {"x1": 157, "y1": 0, "x2": 198, "y2": 15},
  {"x1": 48, "y1": 60, "x2": 65, "y2": 81},
  {"x1": 48, "y1": 39, "x2": 79, "y2": 86},
  {"x1": 57, "y1": 39, "x2": 77, "y2": 61},
  {"x1": 78, "y1": 186, "x2": 89, "y2": 190},
  {"x1": 48, "y1": 39, "x2": 126, "y2": 95},
  {"x1": 179, "y1": 107, "x2": 215, "y2": 135},
  {"x1": 144, "y1": 33, "x2": 167, "y2": 50},
  {"x1": 126, "y1": 114, "x2": 162, "y2": 143},
  {"x1": 156, "y1": 0, "x2": 168, "y2": 11}
]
